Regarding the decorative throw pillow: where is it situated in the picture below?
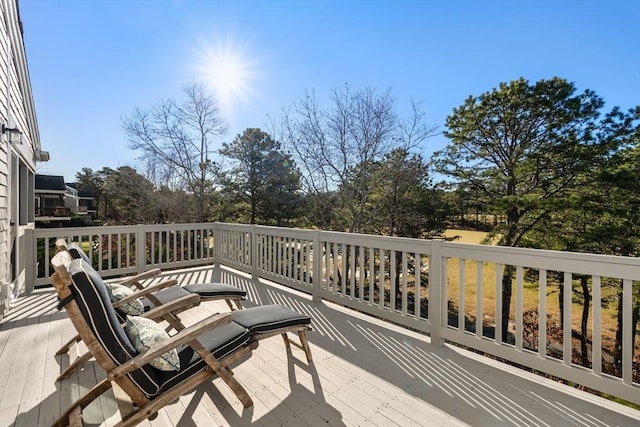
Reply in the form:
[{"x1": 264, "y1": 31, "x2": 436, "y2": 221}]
[
  {"x1": 124, "y1": 315, "x2": 180, "y2": 371},
  {"x1": 106, "y1": 283, "x2": 144, "y2": 315}
]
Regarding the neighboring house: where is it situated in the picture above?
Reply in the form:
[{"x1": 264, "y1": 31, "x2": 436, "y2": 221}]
[
  {"x1": 34, "y1": 174, "x2": 71, "y2": 224},
  {"x1": 0, "y1": 1, "x2": 48, "y2": 320},
  {"x1": 65, "y1": 182, "x2": 96, "y2": 216}
]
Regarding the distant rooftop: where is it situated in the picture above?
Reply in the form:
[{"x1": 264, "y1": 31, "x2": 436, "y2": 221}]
[
  {"x1": 66, "y1": 182, "x2": 93, "y2": 198},
  {"x1": 35, "y1": 174, "x2": 66, "y2": 191}
]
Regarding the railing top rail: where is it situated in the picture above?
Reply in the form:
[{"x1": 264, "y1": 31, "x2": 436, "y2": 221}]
[
  {"x1": 36, "y1": 223, "x2": 640, "y2": 280},
  {"x1": 33, "y1": 225, "x2": 139, "y2": 238},
  {"x1": 442, "y1": 242, "x2": 640, "y2": 279},
  {"x1": 216, "y1": 222, "x2": 435, "y2": 252}
]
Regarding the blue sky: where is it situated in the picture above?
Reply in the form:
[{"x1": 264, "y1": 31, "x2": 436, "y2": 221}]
[{"x1": 21, "y1": 0, "x2": 640, "y2": 181}]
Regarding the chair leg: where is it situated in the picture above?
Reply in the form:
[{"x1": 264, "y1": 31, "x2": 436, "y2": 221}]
[
  {"x1": 281, "y1": 333, "x2": 291, "y2": 349},
  {"x1": 57, "y1": 350, "x2": 94, "y2": 381},
  {"x1": 298, "y1": 329, "x2": 313, "y2": 363},
  {"x1": 69, "y1": 405, "x2": 83, "y2": 427},
  {"x1": 190, "y1": 340, "x2": 254, "y2": 408},
  {"x1": 225, "y1": 298, "x2": 243, "y2": 311},
  {"x1": 281, "y1": 328, "x2": 313, "y2": 363},
  {"x1": 53, "y1": 377, "x2": 112, "y2": 427},
  {"x1": 57, "y1": 334, "x2": 81, "y2": 355}
]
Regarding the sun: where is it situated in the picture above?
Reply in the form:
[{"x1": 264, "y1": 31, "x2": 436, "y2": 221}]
[{"x1": 193, "y1": 35, "x2": 259, "y2": 117}]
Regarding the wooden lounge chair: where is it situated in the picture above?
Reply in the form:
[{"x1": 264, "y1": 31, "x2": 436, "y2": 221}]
[
  {"x1": 54, "y1": 246, "x2": 313, "y2": 385},
  {"x1": 60, "y1": 240, "x2": 314, "y2": 363},
  {"x1": 54, "y1": 240, "x2": 247, "y2": 377},
  {"x1": 50, "y1": 251, "x2": 257, "y2": 427}
]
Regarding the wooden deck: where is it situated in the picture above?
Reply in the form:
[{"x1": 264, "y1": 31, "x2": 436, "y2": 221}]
[{"x1": 1, "y1": 265, "x2": 639, "y2": 427}]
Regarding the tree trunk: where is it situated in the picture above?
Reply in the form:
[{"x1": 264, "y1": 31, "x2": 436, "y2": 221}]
[
  {"x1": 501, "y1": 265, "x2": 514, "y2": 343},
  {"x1": 580, "y1": 276, "x2": 590, "y2": 366},
  {"x1": 614, "y1": 285, "x2": 623, "y2": 366},
  {"x1": 395, "y1": 251, "x2": 402, "y2": 309}
]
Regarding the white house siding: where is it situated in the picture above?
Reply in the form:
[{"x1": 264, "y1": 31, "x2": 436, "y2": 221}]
[{"x1": 0, "y1": 0, "x2": 41, "y2": 321}]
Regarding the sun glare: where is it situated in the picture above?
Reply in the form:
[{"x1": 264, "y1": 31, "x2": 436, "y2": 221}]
[{"x1": 193, "y1": 35, "x2": 259, "y2": 117}]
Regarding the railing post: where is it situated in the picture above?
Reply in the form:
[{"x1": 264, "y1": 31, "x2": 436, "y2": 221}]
[
  {"x1": 251, "y1": 225, "x2": 259, "y2": 281},
  {"x1": 312, "y1": 229, "x2": 321, "y2": 303},
  {"x1": 429, "y1": 239, "x2": 444, "y2": 346},
  {"x1": 212, "y1": 223, "x2": 222, "y2": 283},
  {"x1": 136, "y1": 224, "x2": 146, "y2": 274},
  {"x1": 24, "y1": 228, "x2": 34, "y2": 293}
]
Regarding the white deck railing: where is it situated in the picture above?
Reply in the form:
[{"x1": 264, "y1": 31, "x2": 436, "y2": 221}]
[{"x1": 29, "y1": 222, "x2": 639, "y2": 405}]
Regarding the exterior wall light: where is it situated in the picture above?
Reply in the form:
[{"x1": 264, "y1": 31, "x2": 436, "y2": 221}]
[
  {"x1": 35, "y1": 149, "x2": 50, "y2": 162},
  {"x1": 1, "y1": 123, "x2": 22, "y2": 144}
]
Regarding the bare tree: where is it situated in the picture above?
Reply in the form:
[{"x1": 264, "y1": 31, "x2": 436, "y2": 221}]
[
  {"x1": 122, "y1": 82, "x2": 228, "y2": 222},
  {"x1": 280, "y1": 85, "x2": 437, "y2": 233}
]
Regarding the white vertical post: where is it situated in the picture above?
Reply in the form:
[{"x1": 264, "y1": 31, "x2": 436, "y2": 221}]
[
  {"x1": 312, "y1": 230, "x2": 321, "y2": 303},
  {"x1": 538, "y1": 269, "x2": 547, "y2": 358},
  {"x1": 563, "y1": 271, "x2": 572, "y2": 366},
  {"x1": 458, "y1": 258, "x2": 465, "y2": 332},
  {"x1": 429, "y1": 239, "x2": 443, "y2": 346},
  {"x1": 136, "y1": 224, "x2": 145, "y2": 274},
  {"x1": 516, "y1": 266, "x2": 524, "y2": 351},
  {"x1": 495, "y1": 263, "x2": 503, "y2": 344},
  {"x1": 622, "y1": 279, "x2": 633, "y2": 385},
  {"x1": 592, "y1": 275, "x2": 601, "y2": 375},
  {"x1": 251, "y1": 225, "x2": 259, "y2": 281},
  {"x1": 212, "y1": 223, "x2": 222, "y2": 283},
  {"x1": 476, "y1": 261, "x2": 483, "y2": 339},
  {"x1": 24, "y1": 228, "x2": 34, "y2": 293}
]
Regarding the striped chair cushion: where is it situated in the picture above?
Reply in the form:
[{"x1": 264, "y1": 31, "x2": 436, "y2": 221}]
[
  {"x1": 155, "y1": 321, "x2": 252, "y2": 394},
  {"x1": 183, "y1": 283, "x2": 247, "y2": 299},
  {"x1": 231, "y1": 305, "x2": 311, "y2": 334}
]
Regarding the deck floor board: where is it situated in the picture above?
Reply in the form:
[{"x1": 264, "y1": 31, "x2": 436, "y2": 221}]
[{"x1": 0, "y1": 265, "x2": 638, "y2": 426}]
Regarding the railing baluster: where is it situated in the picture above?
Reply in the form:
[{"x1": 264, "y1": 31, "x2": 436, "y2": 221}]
[
  {"x1": 368, "y1": 247, "x2": 375, "y2": 305},
  {"x1": 441, "y1": 255, "x2": 448, "y2": 327},
  {"x1": 402, "y1": 251, "x2": 408, "y2": 315},
  {"x1": 116, "y1": 233, "x2": 122, "y2": 269},
  {"x1": 592, "y1": 275, "x2": 601, "y2": 376},
  {"x1": 97, "y1": 234, "x2": 103, "y2": 271},
  {"x1": 539, "y1": 269, "x2": 547, "y2": 359},
  {"x1": 358, "y1": 246, "x2": 365, "y2": 302},
  {"x1": 350, "y1": 244, "x2": 356, "y2": 298},
  {"x1": 563, "y1": 271, "x2": 572, "y2": 366},
  {"x1": 516, "y1": 266, "x2": 524, "y2": 351},
  {"x1": 458, "y1": 259, "x2": 465, "y2": 332},
  {"x1": 495, "y1": 263, "x2": 503, "y2": 343},
  {"x1": 379, "y1": 248, "x2": 385, "y2": 308},
  {"x1": 126, "y1": 233, "x2": 131, "y2": 268},
  {"x1": 341, "y1": 243, "x2": 347, "y2": 297},
  {"x1": 476, "y1": 261, "x2": 483, "y2": 339},
  {"x1": 108, "y1": 233, "x2": 113, "y2": 270},
  {"x1": 415, "y1": 253, "x2": 421, "y2": 320},
  {"x1": 622, "y1": 278, "x2": 632, "y2": 385},
  {"x1": 390, "y1": 250, "x2": 396, "y2": 310}
]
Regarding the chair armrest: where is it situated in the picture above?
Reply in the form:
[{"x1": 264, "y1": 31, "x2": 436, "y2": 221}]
[
  {"x1": 111, "y1": 279, "x2": 178, "y2": 309},
  {"x1": 118, "y1": 268, "x2": 162, "y2": 290},
  {"x1": 142, "y1": 294, "x2": 201, "y2": 321},
  {"x1": 108, "y1": 312, "x2": 233, "y2": 379}
]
